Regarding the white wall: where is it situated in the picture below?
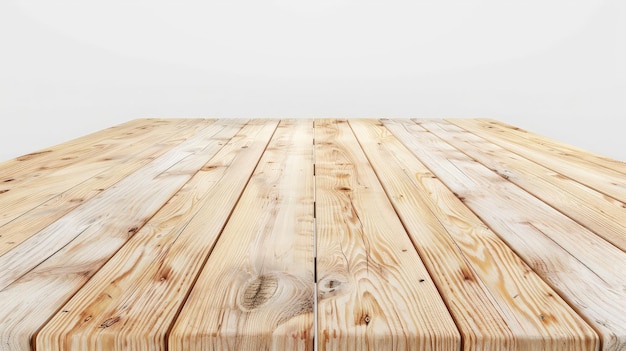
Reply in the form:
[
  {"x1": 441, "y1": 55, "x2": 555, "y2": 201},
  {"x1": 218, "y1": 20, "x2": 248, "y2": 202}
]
[{"x1": 1, "y1": 0, "x2": 625, "y2": 162}]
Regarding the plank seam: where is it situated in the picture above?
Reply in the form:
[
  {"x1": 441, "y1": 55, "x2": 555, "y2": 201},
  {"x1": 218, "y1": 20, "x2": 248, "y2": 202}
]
[
  {"x1": 0, "y1": 120, "x2": 182, "y2": 208},
  {"x1": 161, "y1": 119, "x2": 280, "y2": 350},
  {"x1": 0, "y1": 119, "x2": 165, "y2": 178},
  {"x1": 398, "y1": 119, "x2": 605, "y2": 349},
  {"x1": 0, "y1": 120, "x2": 214, "y2": 261},
  {"x1": 431, "y1": 119, "x2": 626, "y2": 253},
  {"x1": 350, "y1": 119, "x2": 465, "y2": 350},
  {"x1": 445, "y1": 200, "x2": 607, "y2": 349},
  {"x1": 5, "y1": 225, "x2": 90, "y2": 291},
  {"x1": 478, "y1": 118, "x2": 626, "y2": 177},
  {"x1": 29, "y1": 121, "x2": 245, "y2": 350},
  {"x1": 448, "y1": 119, "x2": 626, "y2": 204},
  {"x1": 524, "y1": 222, "x2": 611, "y2": 286},
  {"x1": 313, "y1": 120, "x2": 318, "y2": 351},
  {"x1": 0, "y1": 120, "x2": 198, "y2": 232},
  {"x1": 29, "y1": 194, "x2": 172, "y2": 349}
]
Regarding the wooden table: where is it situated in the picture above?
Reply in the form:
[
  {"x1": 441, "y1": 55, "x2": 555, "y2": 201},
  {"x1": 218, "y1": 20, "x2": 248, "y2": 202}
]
[{"x1": 0, "y1": 119, "x2": 624, "y2": 351}]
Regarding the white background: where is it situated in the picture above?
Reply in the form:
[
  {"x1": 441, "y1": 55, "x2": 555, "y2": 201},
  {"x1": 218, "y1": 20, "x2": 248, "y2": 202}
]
[{"x1": 1, "y1": 0, "x2": 625, "y2": 162}]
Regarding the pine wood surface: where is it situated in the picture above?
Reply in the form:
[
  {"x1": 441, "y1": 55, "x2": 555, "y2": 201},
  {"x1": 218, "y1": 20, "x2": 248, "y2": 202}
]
[
  {"x1": 418, "y1": 119, "x2": 626, "y2": 252},
  {"x1": 448, "y1": 119, "x2": 626, "y2": 203},
  {"x1": 314, "y1": 119, "x2": 459, "y2": 351},
  {"x1": 169, "y1": 119, "x2": 315, "y2": 350},
  {"x1": 350, "y1": 119, "x2": 597, "y2": 351},
  {"x1": 0, "y1": 118, "x2": 624, "y2": 351}
]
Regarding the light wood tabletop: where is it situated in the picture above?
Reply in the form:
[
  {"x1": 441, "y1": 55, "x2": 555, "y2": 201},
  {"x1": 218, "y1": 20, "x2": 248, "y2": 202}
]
[{"x1": 0, "y1": 119, "x2": 624, "y2": 351}]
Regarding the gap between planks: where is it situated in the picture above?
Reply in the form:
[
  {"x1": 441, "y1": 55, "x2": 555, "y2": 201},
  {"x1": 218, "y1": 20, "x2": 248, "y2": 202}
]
[
  {"x1": 383, "y1": 118, "x2": 625, "y2": 351},
  {"x1": 3, "y1": 119, "x2": 623, "y2": 350},
  {"x1": 313, "y1": 120, "x2": 319, "y2": 351},
  {"x1": 351, "y1": 119, "x2": 598, "y2": 351},
  {"x1": 162, "y1": 120, "x2": 282, "y2": 349},
  {"x1": 424, "y1": 119, "x2": 626, "y2": 252},
  {"x1": 168, "y1": 119, "x2": 315, "y2": 350},
  {"x1": 1, "y1": 119, "x2": 248, "y2": 350},
  {"x1": 34, "y1": 120, "x2": 279, "y2": 350}
]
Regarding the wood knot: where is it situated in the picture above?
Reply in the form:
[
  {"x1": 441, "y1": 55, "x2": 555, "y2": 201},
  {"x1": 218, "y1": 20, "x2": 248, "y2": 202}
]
[
  {"x1": 0, "y1": 189, "x2": 9, "y2": 194},
  {"x1": 460, "y1": 268, "x2": 474, "y2": 282},
  {"x1": 356, "y1": 312, "x2": 373, "y2": 326},
  {"x1": 128, "y1": 227, "x2": 139, "y2": 234},
  {"x1": 17, "y1": 150, "x2": 52, "y2": 161},
  {"x1": 240, "y1": 274, "x2": 278, "y2": 311},
  {"x1": 539, "y1": 313, "x2": 556, "y2": 324},
  {"x1": 318, "y1": 277, "x2": 347, "y2": 299},
  {"x1": 158, "y1": 266, "x2": 172, "y2": 282},
  {"x1": 99, "y1": 316, "x2": 120, "y2": 329},
  {"x1": 324, "y1": 279, "x2": 341, "y2": 289},
  {"x1": 338, "y1": 187, "x2": 351, "y2": 192},
  {"x1": 3, "y1": 178, "x2": 14, "y2": 182}
]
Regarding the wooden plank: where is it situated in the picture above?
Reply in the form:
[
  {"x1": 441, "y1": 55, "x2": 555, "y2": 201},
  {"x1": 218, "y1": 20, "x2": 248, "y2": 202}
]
[
  {"x1": 168, "y1": 119, "x2": 315, "y2": 351},
  {"x1": 36, "y1": 120, "x2": 278, "y2": 350},
  {"x1": 401, "y1": 119, "x2": 625, "y2": 287},
  {"x1": 0, "y1": 119, "x2": 246, "y2": 350},
  {"x1": 480, "y1": 119, "x2": 626, "y2": 175},
  {"x1": 314, "y1": 119, "x2": 459, "y2": 351},
  {"x1": 0, "y1": 119, "x2": 165, "y2": 189},
  {"x1": 350, "y1": 119, "x2": 598, "y2": 351},
  {"x1": 0, "y1": 119, "x2": 209, "y2": 256},
  {"x1": 0, "y1": 119, "x2": 201, "y2": 228},
  {"x1": 418, "y1": 119, "x2": 626, "y2": 252},
  {"x1": 0, "y1": 118, "x2": 146, "y2": 179},
  {"x1": 448, "y1": 119, "x2": 626, "y2": 203},
  {"x1": 384, "y1": 119, "x2": 626, "y2": 351}
]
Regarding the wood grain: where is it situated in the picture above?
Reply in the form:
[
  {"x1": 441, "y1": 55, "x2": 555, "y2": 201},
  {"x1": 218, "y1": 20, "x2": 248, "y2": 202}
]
[
  {"x1": 315, "y1": 119, "x2": 460, "y2": 351},
  {"x1": 419, "y1": 119, "x2": 626, "y2": 252},
  {"x1": 0, "y1": 119, "x2": 190, "y2": 228},
  {"x1": 168, "y1": 119, "x2": 315, "y2": 351},
  {"x1": 0, "y1": 118, "x2": 146, "y2": 179},
  {"x1": 0, "y1": 119, "x2": 210, "y2": 256},
  {"x1": 449, "y1": 119, "x2": 626, "y2": 203},
  {"x1": 384, "y1": 118, "x2": 626, "y2": 351},
  {"x1": 0, "y1": 118, "x2": 623, "y2": 351},
  {"x1": 350, "y1": 119, "x2": 598, "y2": 351},
  {"x1": 36, "y1": 120, "x2": 278, "y2": 350},
  {"x1": 478, "y1": 119, "x2": 626, "y2": 175},
  {"x1": 0, "y1": 119, "x2": 246, "y2": 350}
]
